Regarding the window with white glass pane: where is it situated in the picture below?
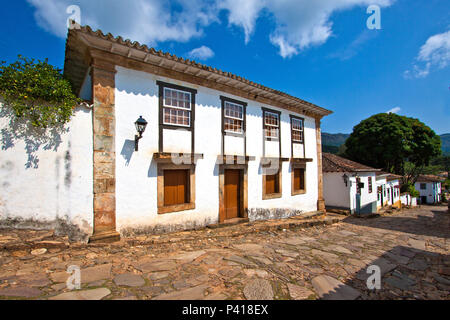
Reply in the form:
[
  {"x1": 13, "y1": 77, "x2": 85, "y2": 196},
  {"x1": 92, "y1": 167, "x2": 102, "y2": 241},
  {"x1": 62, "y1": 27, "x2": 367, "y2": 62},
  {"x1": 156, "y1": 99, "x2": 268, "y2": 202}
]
[
  {"x1": 291, "y1": 118, "x2": 304, "y2": 143},
  {"x1": 224, "y1": 101, "x2": 244, "y2": 133},
  {"x1": 264, "y1": 112, "x2": 279, "y2": 139},
  {"x1": 163, "y1": 87, "x2": 191, "y2": 127}
]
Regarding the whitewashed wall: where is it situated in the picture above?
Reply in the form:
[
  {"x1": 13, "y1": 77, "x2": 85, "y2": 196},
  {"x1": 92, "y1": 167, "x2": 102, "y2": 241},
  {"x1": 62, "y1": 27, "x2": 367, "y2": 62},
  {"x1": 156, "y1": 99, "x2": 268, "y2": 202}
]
[
  {"x1": 415, "y1": 181, "x2": 441, "y2": 204},
  {"x1": 324, "y1": 171, "x2": 377, "y2": 214},
  {"x1": 323, "y1": 172, "x2": 351, "y2": 209},
  {"x1": 0, "y1": 102, "x2": 93, "y2": 241},
  {"x1": 114, "y1": 66, "x2": 319, "y2": 234}
]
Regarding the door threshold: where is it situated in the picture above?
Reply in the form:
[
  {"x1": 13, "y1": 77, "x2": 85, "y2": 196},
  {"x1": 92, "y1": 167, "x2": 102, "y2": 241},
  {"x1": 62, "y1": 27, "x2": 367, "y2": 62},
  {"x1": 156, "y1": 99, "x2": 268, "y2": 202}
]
[{"x1": 208, "y1": 217, "x2": 249, "y2": 229}]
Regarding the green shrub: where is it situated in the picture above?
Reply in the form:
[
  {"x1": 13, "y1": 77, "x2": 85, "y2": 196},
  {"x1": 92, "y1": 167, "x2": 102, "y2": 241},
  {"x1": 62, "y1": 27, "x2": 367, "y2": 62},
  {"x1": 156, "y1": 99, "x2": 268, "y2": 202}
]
[{"x1": 0, "y1": 55, "x2": 80, "y2": 128}]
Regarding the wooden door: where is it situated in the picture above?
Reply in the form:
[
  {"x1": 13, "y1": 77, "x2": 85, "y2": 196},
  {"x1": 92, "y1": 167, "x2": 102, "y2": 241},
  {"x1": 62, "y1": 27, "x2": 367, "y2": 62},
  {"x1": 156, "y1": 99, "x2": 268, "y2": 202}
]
[{"x1": 224, "y1": 169, "x2": 240, "y2": 220}]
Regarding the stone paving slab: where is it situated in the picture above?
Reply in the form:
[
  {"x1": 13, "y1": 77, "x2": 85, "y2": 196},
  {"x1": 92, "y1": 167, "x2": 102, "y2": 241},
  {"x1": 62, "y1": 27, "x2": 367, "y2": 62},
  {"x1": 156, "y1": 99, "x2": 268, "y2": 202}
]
[
  {"x1": 312, "y1": 275, "x2": 361, "y2": 300},
  {"x1": 0, "y1": 205, "x2": 448, "y2": 300}
]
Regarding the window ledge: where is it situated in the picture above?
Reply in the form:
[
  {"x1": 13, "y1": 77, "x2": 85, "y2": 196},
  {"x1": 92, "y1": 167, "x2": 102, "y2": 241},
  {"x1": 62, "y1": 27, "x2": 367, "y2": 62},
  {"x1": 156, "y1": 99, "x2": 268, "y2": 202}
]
[
  {"x1": 153, "y1": 152, "x2": 203, "y2": 164},
  {"x1": 292, "y1": 189, "x2": 306, "y2": 196},
  {"x1": 158, "y1": 203, "x2": 195, "y2": 214},
  {"x1": 262, "y1": 193, "x2": 282, "y2": 200},
  {"x1": 217, "y1": 155, "x2": 256, "y2": 164},
  {"x1": 291, "y1": 158, "x2": 313, "y2": 163}
]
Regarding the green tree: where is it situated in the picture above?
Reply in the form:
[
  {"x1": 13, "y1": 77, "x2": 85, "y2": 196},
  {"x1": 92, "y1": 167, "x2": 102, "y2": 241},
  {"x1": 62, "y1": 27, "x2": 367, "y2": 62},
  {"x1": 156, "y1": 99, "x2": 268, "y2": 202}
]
[
  {"x1": 344, "y1": 113, "x2": 441, "y2": 184},
  {"x1": 0, "y1": 55, "x2": 79, "y2": 128}
]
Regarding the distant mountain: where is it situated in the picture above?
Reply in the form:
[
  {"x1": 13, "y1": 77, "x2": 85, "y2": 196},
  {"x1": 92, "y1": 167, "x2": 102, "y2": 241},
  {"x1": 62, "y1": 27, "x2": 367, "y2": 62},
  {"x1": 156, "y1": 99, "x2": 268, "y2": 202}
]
[
  {"x1": 441, "y1": 134, "x2": 450, "y2": 155},
  {"x1": 322, "y1": 132, "x2": 450, "y2": 156},
  {"x1": 322, "y1": 133, "x2": 350, "y2": 147}
]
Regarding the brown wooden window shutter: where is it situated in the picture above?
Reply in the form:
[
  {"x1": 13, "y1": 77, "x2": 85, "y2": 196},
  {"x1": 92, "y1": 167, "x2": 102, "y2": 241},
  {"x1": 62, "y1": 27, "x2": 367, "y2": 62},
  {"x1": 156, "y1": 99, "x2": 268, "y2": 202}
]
[
  {"x1": 265, "y1": 174, "x2": 280, "y2": 195},
  {"x1": 293, "y1": 168, "x2": 305, "y2": 191},
  {"x1": 163, "y1": 169, "x2": 189, "y2": 206}
]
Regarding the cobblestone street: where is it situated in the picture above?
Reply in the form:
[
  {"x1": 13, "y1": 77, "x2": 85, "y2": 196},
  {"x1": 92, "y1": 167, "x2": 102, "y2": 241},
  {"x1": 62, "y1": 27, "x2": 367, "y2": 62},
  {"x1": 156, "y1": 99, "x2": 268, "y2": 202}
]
[{"x1": 0, "y1": 205, "x2": 449, "y2": 300}]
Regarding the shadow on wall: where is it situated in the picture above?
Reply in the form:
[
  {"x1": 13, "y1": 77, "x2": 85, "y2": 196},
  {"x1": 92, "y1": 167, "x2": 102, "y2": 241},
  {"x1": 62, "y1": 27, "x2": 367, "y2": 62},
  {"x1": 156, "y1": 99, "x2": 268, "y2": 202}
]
[
  {"x1": 120, "y1": 139, "x2": 135, "y2": 166},
  {"x1": 0, "y1": 100, "x2": 69, "y2": 169}
]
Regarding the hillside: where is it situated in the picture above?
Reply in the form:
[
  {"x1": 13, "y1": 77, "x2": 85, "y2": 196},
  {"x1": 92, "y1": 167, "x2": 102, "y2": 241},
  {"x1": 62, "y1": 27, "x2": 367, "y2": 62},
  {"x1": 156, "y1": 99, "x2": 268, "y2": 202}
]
[
  {"x1": 440, "y1": 133, "x2": 450, "y2": 155},
  {"x1": 321, "y1": 133, "x2": 350, "y2": 147},
  {"x1": 321, "y1": 133, "x2": 450, "y2": 155}
]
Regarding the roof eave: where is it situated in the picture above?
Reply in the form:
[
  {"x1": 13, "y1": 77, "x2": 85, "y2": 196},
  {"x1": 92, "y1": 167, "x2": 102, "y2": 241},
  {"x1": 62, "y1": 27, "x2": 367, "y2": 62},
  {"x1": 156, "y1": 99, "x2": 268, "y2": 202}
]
[{"x1": 64, "y1": 23, "x2": 333, "y2": 118}]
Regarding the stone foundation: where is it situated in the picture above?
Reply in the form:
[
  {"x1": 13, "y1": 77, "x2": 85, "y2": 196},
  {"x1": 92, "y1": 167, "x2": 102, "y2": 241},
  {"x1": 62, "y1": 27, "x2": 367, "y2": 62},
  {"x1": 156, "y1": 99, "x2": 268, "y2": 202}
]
[
  {"x1": 248, "y1": 208, "x2": 304, "y2": 222},
  {"x1": 119, "y1": 217, "x2": 217, "y2": 237},
  {"x1": 0, "y1": 217, "x2": 90, "y2": 242}
]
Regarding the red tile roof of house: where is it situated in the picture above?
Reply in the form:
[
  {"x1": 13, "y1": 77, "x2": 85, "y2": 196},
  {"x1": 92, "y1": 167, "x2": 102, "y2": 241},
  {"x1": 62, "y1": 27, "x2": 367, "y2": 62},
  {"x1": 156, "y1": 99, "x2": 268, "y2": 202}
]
[
  {"x1": 416, "y1": 174, "x2": 445, "y2": 183},
  {"x1": 322, "y1": 153, "x2": 381, "y2": 173}
]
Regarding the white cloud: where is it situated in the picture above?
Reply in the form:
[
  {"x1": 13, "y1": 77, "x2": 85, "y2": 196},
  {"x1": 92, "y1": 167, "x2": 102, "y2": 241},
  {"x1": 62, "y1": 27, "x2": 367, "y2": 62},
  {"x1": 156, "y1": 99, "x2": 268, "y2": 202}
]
[
  {"x1": 386, "y1": 107, "x2": 401, "y2": 114},
  {"x1": 405, "y1": 30, "x2": 450, "y2": 78},
  {"x1": 221, "y1": 0, "x2": 393, "y2": 58},
  {"x1": 187, "y1": 45, "x2": 214, "y2": 60},
  {"x1": 218, "y1": 0, "x2": 265, "y2": 44},
  {"x1": 27, "y1": 0, "x2": 394, "y2": 58},
  {"x1": 27, "y1": 0, "x2": 219, "y2": 45}
]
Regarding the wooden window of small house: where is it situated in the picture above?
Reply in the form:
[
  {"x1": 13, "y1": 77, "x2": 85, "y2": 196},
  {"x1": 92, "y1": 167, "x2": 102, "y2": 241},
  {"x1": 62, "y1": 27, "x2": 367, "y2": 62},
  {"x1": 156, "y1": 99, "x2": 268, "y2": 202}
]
[
  {"x1": 163, "y1": 87, "x2": 191, "y2": 127},
  {"x1": 264, "y1": 112, "x2": 280, "y2": 140},
  {"x1": 262, "y1": 168, "x2": 282, "y2": 200},
  {"x1": 157, "y1": 163, "x2": 196, "y2": 215},
  {"x1": 265, "y1": 174, "x2": 279, "y2": 195},
  {"x1": 291, "y1": 118, "x2": 304, "y2": 143},
  {"x1": 224, "y1": 101, "x2": 244, "y2": 133},
  {"x1": 293, "y1": 168, "x2": 305, "y2": 192},
  {"x1": 420, "y1": 183, "x2": 426, "y2": 190},
  {"x1": 368, "y1": 177, "x2": 373, "y2": 193},
  {"x1": 163, "y1": 169, "x2": 189, "y2": 206}
]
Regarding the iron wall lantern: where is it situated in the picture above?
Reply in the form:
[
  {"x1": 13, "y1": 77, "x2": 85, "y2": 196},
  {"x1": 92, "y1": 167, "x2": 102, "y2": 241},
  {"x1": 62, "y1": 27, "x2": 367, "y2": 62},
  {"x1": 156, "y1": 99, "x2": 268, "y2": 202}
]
[
  {"x1": 134, "y1": 116, "x2": 148, "y2": 151},
  {"x1": 342, "y1": 173, "x2": 349, "y2": 187}
]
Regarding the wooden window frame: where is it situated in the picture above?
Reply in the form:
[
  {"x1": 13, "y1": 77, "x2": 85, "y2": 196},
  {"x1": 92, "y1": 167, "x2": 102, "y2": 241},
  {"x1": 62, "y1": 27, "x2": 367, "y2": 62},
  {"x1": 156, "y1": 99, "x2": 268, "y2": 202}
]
[
  {"x1": 368, "y1": 177, "x2": 373, "y2": 193},
  {"x1": 262, "y1": 165, "x2": 282, "y2": 200},
  {"x1": 157, "y1": 81, "x2": 197, "y2": 154},
  {"x1": 223, "y1": 100, "x2": 245, "y2": 135},
  {"x1": 291, "y1": 163, "x2": 307, "y2": 196},
  {"x1": 157, "y1": 163, "x2": 195, "y2": 214},
  {"x1": 162, "y1": 87, "x2": 192, "y2": 127},
  {"x1": 262, "y1": 108, "x2": 281, "y2": 142},
  {"x1": 220, "y1": 96, "x2": 247, "y2": 137},
  {"x1": 289, "y1": 115, "x2": 305, "y2": 158},
  {"x1": 220, "y1": 96, "x2": 247, "y2": 157}
]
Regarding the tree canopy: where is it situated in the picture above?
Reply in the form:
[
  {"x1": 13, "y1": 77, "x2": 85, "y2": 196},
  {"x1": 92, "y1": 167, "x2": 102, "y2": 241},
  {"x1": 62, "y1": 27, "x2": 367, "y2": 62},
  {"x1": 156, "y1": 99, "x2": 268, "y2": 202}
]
[
  {"x1": 344, "y1": 113, "x2": 441, "y2": 178},
  {"x1": 0, "y1": 55, "x2": 79, "y2": 128}
]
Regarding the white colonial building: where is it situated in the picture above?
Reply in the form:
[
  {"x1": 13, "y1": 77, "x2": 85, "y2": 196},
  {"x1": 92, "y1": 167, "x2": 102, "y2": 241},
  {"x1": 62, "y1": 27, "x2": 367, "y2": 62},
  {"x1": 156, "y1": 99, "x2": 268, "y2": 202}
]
[
  {"x1": 0, "y1": 24, "x2": 332, "y2": 242},
  {"x1": 322, "y1": 153, "x2": 380, "y2": 215},
  {"x1": 415, "y1": 175, "x2": 444, "y2": 204}
]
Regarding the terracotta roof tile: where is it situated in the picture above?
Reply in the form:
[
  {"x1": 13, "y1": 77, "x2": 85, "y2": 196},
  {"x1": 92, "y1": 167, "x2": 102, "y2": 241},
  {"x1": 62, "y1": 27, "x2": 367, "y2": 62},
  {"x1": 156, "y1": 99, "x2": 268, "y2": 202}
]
[
  {"x1": 322, "y1": 153, "x2": 381, "y2": 173},
  {"x1": 416, "y1": 174, "x2": 445, "y2": 183}
]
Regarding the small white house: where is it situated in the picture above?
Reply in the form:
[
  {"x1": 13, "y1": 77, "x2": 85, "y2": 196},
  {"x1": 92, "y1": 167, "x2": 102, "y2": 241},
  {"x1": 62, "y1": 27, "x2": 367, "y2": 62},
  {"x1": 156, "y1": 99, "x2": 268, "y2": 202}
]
[
  {"x1": 323, "y1": 153, "x2": 380, "y2": 215},
  {"x1": 0, "y1": 24, "x2": 332, "y2": 242},
  {"x1": 415, "y1": 175, "x2": 444, "y2": 204},
  {"x1": 376, "y1": 172, "x2": 402, "y2": 209}
]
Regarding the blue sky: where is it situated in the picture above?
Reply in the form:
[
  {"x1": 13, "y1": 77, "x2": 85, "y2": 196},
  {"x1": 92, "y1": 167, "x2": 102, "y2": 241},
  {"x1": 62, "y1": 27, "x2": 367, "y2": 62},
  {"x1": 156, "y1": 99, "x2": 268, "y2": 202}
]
[{"x1": 1, "y1": 0, "x2": 449, "y2": 134}]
